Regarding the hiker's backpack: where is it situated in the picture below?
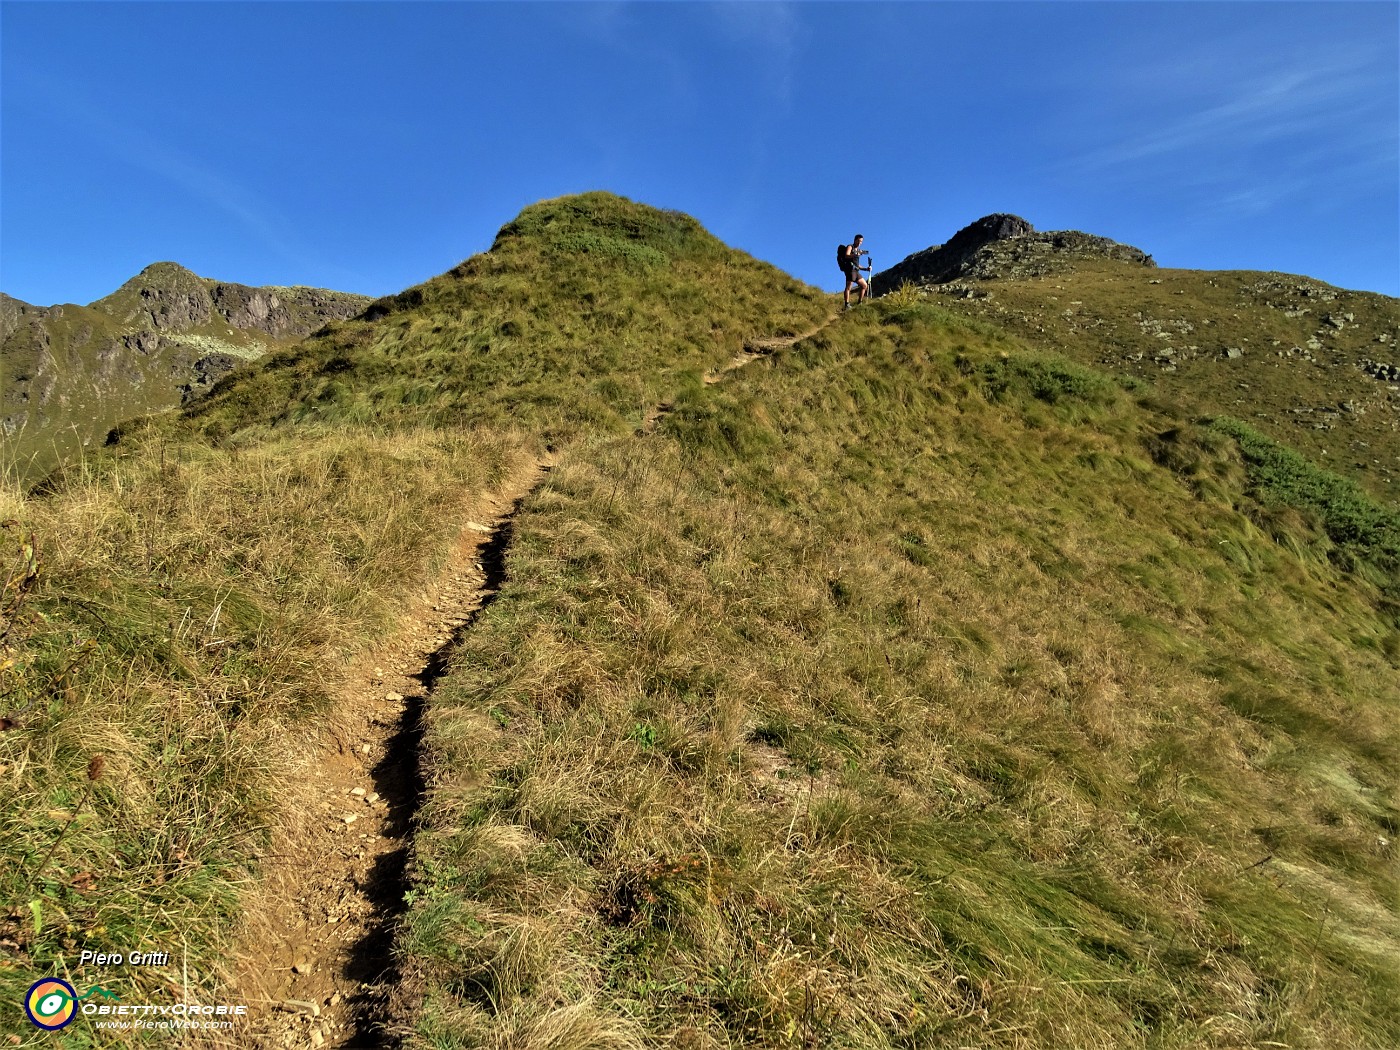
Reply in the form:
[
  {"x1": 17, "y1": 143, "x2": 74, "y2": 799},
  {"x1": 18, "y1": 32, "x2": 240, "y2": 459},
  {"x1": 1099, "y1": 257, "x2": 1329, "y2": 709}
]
[{"x1": 836, "y1": 244, "x2": 850, "y2": 271}]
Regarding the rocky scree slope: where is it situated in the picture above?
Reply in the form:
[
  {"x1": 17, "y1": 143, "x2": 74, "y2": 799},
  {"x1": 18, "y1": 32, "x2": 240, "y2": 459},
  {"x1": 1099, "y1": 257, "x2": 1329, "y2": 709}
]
[{"x1": 1, "y1": 264, "x2": 369, "y2": 483}]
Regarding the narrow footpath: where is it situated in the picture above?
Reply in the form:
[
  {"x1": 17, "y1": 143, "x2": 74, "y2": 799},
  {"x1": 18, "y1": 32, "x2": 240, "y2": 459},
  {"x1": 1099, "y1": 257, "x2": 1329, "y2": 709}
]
[
  {"x1": 227, "y1": 312, "x2": 835, "y2": 1048},
  {"x1": 227, "y1": 460, "x2": 554, "y2": 1049},
  {"x1": 643, "y1": 317, "x2": 835, "y2": 434}
]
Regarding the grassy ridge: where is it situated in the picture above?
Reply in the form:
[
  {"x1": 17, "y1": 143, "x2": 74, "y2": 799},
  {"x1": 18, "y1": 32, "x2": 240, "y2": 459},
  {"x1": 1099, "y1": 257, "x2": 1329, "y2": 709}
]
[
  {"x1": 920, "y1": 259, "x2": 1400, "y2": 503},
  {"x1": 181, "y1": 193, "x2": 829, "y2": 445},
  {"x1": 399, "y1": 301, "x2": 1398, "y2": 1047},
  {"x1": 0, "y1": 193, "x2": 831, "y2": 1044}
]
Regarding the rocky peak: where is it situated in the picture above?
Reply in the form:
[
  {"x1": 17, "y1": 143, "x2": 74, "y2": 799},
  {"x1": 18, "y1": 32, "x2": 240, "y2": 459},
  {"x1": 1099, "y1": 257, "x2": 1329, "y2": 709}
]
[
  {"x1": 136, "y1": 261, "x2": 199, "y2": 282},
  {"x1": 91, "y1": 262, "x2": 211, "y2": 329},
  {"x1": 875, "y1": 214, "x2": 1153, "y2": 293},
  {"x1": 941, "y1": 213, "x2": 1036, "y2": 255},
  {"x1": 82, "y1": 264, "x2": 370, "y2": 338}
]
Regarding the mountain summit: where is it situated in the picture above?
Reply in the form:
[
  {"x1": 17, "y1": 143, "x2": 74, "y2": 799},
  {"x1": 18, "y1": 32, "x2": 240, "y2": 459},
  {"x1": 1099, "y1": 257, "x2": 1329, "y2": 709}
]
[
  {"x1": 876, "y1": 213, "x2": 1155, "y2": 290},
  {"x1": 1, "y1": 266, "x2": 369, "y2": 483}
]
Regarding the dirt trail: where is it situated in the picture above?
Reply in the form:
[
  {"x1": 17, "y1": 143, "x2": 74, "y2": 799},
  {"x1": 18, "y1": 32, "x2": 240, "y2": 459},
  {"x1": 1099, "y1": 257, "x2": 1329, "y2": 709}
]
[
  {"x1": 703, "y1": 316, "x2": 836, "y2": 386},
  {"x1": 225, "y1": 313, "x2": 835, "y2": 1047},
  {"x1": 642, "y1": 315, "x2": 836, "y2": 434},
  {"x1": 224, "y1": 458, "x2": 553, "y2": 1049}
]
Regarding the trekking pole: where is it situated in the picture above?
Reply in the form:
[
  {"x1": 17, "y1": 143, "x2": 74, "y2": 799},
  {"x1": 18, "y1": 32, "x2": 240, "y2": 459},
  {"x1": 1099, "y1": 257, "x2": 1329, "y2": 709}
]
[{"x1": 867, "y1": 255, "x2": 874, "y2": 299}]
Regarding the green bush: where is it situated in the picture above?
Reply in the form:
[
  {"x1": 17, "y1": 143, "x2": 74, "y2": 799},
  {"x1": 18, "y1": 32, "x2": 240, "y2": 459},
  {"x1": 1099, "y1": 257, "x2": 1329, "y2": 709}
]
[
  {"x1": 1211, "y1": 416, "x2": 1400, "y2": 580},
  {"x1": 962, "y1": 351, "x2": 1120, "y2": 407}
]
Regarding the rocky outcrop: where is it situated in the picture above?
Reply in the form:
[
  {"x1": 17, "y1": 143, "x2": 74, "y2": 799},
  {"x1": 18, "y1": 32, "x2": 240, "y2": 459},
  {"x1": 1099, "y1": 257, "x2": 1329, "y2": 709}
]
[
  {"x1": 875, "y1": 214, "x2": 1154, "y2": 293},
  {"x1": 0, "y1": 293, "x2": 46, "y2": 342},
  {"x1": 179, "y1": 353, "x2": 240, "y2": 404},
  {"x1": 212, "y1": 284, "x2": 291, "y2": 335},
  {"x1": 86, "y1": 262, "x2": 368, "y2": 340},
  {"x1": 1361, "y1": 359, "x2": 1400, "y2": 383},
  {"x1": 123, "y1": 330, "x2": 162, "y2": 355},
  {"x1": 2, "y1": 265, "x2": 371, "y2": 484},
  {"x1": 209, "y1": 283, "x2": 366, "y2": 340}
]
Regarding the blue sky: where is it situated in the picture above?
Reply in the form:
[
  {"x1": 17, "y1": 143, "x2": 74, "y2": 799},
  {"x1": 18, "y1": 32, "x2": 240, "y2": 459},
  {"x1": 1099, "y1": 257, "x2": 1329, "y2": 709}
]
[{"x1": 2, "y1": 1, "x2": 1396, "y2": 307}]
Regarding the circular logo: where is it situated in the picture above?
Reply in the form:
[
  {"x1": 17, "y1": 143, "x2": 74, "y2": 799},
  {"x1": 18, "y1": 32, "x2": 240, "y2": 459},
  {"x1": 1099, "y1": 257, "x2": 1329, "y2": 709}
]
[{"x1": 25, "y1": 978, "x2": 78, "y2": 1030}]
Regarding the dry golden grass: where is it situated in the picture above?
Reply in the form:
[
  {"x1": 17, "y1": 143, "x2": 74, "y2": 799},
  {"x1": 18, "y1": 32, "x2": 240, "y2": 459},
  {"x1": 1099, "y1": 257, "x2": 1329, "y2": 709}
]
[
  {"x1": 0, "y1": 423, "x2": 537, "y2": 1032},
  {"x1": 399, "y1": 303, "x2": 1397, "y2": 1048},
  {"x1": 5, "y1": 194, "x2": 1396, "y2": 1048}
]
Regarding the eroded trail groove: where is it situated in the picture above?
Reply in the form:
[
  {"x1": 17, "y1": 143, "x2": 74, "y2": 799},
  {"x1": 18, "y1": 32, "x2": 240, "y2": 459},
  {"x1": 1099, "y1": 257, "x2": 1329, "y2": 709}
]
[
  {"x1": 230, "y1": 460, "x2": 553, "y2": 1049},
  {"x1": 703, "y1": 318, "x2": 836, "y2": 386},
  {"x1": 643, "y1": 316, "x2": 836, "y2": 434},
  {"x1": 229, "y1": 319, "x2": 832, "y2": 1048}
]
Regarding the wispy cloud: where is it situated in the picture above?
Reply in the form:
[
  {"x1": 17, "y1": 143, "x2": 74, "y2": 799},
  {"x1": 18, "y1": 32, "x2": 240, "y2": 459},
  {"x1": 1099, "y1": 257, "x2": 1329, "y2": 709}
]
[
  {"x1": 11, "y1": 67, "x2": 332, "y2": 278},
  {"x1": 1074, "y1": 61, "x2": 1392, "y2": 173},
  {"x1": 1051, "y1": 32, "x2": 1397, "y2": 227},
  {"x1": 707, "y1": 0, "x2": 805, "y2": 103}
]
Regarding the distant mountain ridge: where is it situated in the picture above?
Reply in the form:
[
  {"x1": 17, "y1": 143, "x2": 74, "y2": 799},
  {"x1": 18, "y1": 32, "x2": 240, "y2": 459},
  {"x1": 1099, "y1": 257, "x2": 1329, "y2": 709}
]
[{"x1": 1, "y1": 264, "x2": 370, "y2": 482}]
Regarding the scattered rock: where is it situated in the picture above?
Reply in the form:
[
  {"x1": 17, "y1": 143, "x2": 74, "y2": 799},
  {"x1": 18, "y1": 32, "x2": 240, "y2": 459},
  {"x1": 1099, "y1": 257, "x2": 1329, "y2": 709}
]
[
  {"x1": 292, "y1": 961, "x2": 313, "y2": 975},
  {"x1": 283, "y1": 999, "x2": 319, "y2": 1015},
  {"x1": 1361, "y1": 360, "x2": 1400, "y2": 382}
]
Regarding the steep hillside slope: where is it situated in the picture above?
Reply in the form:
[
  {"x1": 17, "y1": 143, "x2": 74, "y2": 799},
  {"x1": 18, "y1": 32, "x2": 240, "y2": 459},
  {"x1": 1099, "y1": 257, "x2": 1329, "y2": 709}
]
[
  {"x1": 876, "y1": 217, "x2": 1400, "y2": 503},
  {"x1": 1, "y1": 265, "x2": 370, "y2": 483},
  {"x1": 393, "y1": 301, "x2": 1398, "y2": 1047},
  {"x1": 178, "y1": 193, "x2": 828, "y2": 448},
  {"x1": 2, "y1": 195, "x2": 1395, "y2": 1049},
  {"x1": 0, "y1": 193, "x2": 829, "y2": 1046}
]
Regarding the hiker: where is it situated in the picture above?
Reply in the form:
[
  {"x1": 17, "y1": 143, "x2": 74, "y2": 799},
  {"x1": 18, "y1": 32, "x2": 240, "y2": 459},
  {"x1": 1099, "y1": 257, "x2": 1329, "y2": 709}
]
[{"x1": 839, "y1": 234, "x2": 870, "y2": 309}]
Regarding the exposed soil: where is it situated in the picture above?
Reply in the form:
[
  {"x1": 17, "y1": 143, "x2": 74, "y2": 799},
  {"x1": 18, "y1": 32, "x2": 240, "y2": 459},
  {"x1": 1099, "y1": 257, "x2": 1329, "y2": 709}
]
[
  {"x1": 219, "y1": 315, "x2": 833, "y2": 1048},
  {"x1": 221, "y1": 459, "x2": 553, "y2": 1049},
  {"x1": 703, "y1": 321, "x2": 834, "y2": 387}
]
